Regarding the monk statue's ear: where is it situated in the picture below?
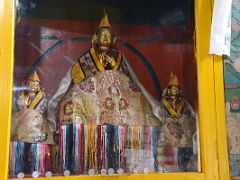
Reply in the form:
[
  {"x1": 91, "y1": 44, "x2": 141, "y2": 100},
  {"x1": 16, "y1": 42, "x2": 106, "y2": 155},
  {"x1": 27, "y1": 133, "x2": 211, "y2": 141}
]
[
  {"x1": 112, "y1": 37, "x2": 117, "y2": 46},
  {"x1": 91, "y1": 34, "x2": 97, "y2": 45}
]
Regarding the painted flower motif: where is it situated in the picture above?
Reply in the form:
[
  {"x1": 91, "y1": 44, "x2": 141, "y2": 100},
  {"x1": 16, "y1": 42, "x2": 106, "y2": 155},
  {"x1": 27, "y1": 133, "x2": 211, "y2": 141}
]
[
  {"x1": 129, "y1": 79, "x2": 141, "y2": 92},
  {"x1": 104, "y1": 97, "x2": 115, "y2": 110},
  {"x1": 119, "y1": 98, "x2": 129, "y2": 111},
  {"x1": 79, "y1": 79, "x2": 95, "y2": 93},
  {"x1": 108, "y1": 85, "x2": 120, "y2": 96},
  {"x1": 167, "y1": 122, "x2": 184, "y2": 140}
]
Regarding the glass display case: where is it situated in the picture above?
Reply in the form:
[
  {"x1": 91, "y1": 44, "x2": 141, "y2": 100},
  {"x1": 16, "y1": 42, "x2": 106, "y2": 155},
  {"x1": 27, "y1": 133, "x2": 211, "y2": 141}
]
[{"x1": 0, "y1": 0, "x2": 229, "y2": 180}]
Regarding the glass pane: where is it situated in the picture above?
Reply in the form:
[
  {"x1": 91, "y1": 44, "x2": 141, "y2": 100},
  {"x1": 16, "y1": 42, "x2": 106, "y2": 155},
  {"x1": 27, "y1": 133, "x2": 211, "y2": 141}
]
[
  {"x1": 224, "y1": 0, "x2": 240, "y2": 177},
  {"x1": 9, "y1": 0, "x2": 199, "y2": 178}
]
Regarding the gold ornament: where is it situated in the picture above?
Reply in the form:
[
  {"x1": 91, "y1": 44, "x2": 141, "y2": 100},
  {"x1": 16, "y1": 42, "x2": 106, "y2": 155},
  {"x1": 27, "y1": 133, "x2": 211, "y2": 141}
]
[
  {"x1": 168, "y1": 72, "x2": 180, "y2": 86},
  {"x1": 98, "y1": 12, "x2": 111, "y2": 29},
  {"x1": 27, "y1": 71, "x2": 40, "y2": 82}
]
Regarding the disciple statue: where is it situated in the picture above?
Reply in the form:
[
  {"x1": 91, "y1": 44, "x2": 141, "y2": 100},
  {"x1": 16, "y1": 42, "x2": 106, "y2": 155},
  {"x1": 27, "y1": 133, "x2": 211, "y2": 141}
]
[
  {"x1": 9, "y1": 71, "x2": 54, "y2": 178},
  {"x1": 157, "y1": 73, "x2": 197, "y2": 172},
  {"x1": 47, "y1": 13, "x2": 163, "y2": 175},
  {"x1": 11, "y1": 71, "x2": 52, "y2": 144}
]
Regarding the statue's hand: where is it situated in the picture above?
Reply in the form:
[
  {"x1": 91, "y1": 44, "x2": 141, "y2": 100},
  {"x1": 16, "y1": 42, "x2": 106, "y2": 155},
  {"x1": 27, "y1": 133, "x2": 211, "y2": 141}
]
[
  {"x1": 24, "y1": 95, "x2": 30, "y2": 109},
  {"x1": 99, "y1": 52, "x2": 106, "y2": 65},
  {"x1": 105, "y1": 55, "x2": 116, "y2": 67}
]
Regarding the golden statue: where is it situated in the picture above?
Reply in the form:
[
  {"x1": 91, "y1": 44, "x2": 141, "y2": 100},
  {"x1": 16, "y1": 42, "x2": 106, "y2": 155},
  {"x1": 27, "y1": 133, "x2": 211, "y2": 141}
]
[
  {"x1": 9, "y1": 71, "x2": 55, "y2": 178},
  {"x1": 46, "y1": 12, "x2": 166, "y2": 175},
  {"x1": 11, "y1": 71, "x2": 53, "y2": 144},
  {"x1": 48, "y1": 12, "x2": 162, "y2": 129},
  {"x1": 157, "y1": 73, "x2": 197, "y2": 172},
  {"x1": 160, "y1": 72, "x2": 196, "y2": 147}
]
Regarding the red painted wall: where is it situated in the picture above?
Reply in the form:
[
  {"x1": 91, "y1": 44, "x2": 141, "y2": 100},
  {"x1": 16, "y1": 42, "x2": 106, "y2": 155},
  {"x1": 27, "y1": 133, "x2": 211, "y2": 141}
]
[{"x1": 14, "y1": 18, "x2": 197, "y2": 108}]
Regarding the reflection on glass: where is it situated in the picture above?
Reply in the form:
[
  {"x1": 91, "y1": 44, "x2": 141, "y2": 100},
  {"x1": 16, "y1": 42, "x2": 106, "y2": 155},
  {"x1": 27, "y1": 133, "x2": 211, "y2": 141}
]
[
  {"x1": 158, "y1": 73, "x2": 197, "y2": 172},
  {"x1": 9, "y1": 0, "x2": 198, "y2": 178}
]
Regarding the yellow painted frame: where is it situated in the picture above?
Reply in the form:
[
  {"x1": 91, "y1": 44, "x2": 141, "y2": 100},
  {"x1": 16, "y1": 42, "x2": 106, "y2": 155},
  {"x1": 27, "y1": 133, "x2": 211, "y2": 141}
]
[
  {"x1": 0, "y1": 0, "x2": 230, "y2": 180},
  {"x1": 214, "y1": 54, "x2": 230, "y2": 180}
]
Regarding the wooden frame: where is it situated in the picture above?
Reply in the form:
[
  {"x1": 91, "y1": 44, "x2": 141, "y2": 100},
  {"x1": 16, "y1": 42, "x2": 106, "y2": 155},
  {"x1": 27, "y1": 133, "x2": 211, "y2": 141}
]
[{"x1": 0, "y1": 0, "x2": 230, "y2": 180}]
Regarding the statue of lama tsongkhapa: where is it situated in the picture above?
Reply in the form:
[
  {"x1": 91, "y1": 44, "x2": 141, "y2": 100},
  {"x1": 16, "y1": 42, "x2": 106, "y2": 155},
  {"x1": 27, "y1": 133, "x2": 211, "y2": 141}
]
[
  {"x1": 46, "y1": 12, "x2": 197, "y2": 175},
  {"x1": 47, "y1": 13, "x2": 163, "y2": 130}
]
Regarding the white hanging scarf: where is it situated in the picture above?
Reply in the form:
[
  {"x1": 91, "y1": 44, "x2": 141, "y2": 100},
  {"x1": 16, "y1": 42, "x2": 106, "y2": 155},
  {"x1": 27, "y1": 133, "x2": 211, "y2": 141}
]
[{"x1": 209, "y1": 0, "x2": 232, "y2": 56}]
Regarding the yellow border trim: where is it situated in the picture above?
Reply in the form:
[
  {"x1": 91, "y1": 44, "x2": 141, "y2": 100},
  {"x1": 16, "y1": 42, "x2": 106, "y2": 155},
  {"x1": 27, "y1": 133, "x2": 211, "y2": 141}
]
[
  {"x1": 113, "y1": 53, "x2": 122, "y2": 71},
  {"x1": 90, "y1": 47, "x2": 105, "y2": 72},
  {"x1": 90, "y1": 47, "x2": 122, "y2": 71},
  {"x1": 213, "y1": 55, "x2": 230, "y2": 180},
  {"x1": 72, "y1": 61, "x2": 85, "y2": 84},
  {"x1": 29, "y1": 90, "x2": 44, "y2": 109},
  {"x1": 194, "y1": 0, "x2": 221, "y2": 178},
  {"x1": 0, "y1": 0, "x2": 227, "y2": 179},
  {"x1": 162, "y1": 98, "x2": 185, "y2": 117},
  {"x1": 0, "y1": 0, "x2": 14, "y2": 180}
]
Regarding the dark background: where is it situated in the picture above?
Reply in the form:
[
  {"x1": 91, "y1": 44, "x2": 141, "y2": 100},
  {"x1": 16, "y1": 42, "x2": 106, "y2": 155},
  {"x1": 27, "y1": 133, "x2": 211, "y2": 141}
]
[{"x1": 14, "y1": 0, "x2": 197, "y2": 108}]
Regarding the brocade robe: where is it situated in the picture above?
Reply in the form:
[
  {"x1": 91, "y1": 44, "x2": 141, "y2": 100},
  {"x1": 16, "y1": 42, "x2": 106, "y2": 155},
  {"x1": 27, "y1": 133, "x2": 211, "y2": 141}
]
[
  {"x1": 11, "y1": 90, "x2": 53, "y2": 144},
  {"x1": 159, "y1": 96, "x2": 196, "y2": 148},
  {"x1": 48, "y1": 47, "x2": 162, "y2": 129}
]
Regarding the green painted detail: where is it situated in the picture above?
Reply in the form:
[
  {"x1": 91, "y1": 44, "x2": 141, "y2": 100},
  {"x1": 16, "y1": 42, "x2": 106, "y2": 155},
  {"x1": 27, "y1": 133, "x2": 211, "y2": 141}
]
[
  {"x1": 225, "y1": 88, "x2": 240, "y2": 102},
  {"x1": 225, "y1": 63, "x2": 240, "y2": 80}
]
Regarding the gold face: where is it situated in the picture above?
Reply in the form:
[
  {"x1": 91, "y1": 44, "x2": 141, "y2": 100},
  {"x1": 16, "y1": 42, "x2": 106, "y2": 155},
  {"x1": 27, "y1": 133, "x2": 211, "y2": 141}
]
[
  {"x1": 26, "y1": 80, "x2": 40, "y2": 93},
  {"x1": 97, "y1": 28, "x2": 112, "y2": 48},
  {"x1": 168, "y1": 85, "x2": 179, "y2": 97}
]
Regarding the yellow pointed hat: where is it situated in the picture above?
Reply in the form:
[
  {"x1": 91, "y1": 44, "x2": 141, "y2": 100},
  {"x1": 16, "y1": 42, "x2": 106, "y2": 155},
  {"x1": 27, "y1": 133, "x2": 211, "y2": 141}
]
[
  {"x1": 98, "y1": 11, "x2": 111, "y2": 29},
  {"x1": 168, "y1": 72, "x2": 180, "y2": 86},
  {"x1": 27, "y1": 71, "x2": 40, "y2": 82}
]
